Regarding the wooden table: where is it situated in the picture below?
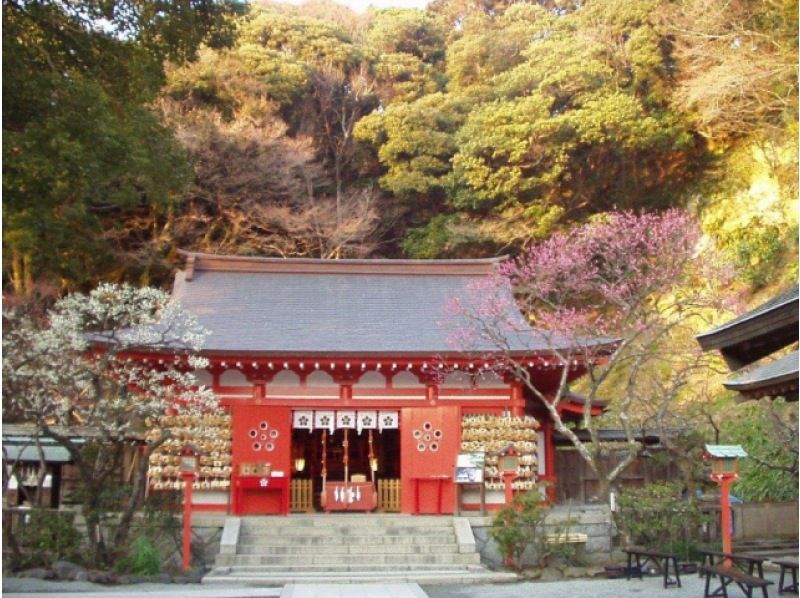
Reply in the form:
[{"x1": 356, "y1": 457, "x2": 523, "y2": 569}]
[
  {"x1": 323, "y1": 481, "x2": 376, "y2": 512},
  {"x1": 772, "y1": 557, "x2": 798, "y2": 594},
  {"x1": 700, "y1": 550, "x2": 767, "y2": 578},
  {"x1": 623, "y1": 546, "x2": 682, "y2": 589}
]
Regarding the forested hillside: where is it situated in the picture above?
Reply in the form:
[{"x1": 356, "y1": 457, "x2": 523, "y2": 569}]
[{"x1": 3, "y1": 0, "x2": 797, "y2": 295}]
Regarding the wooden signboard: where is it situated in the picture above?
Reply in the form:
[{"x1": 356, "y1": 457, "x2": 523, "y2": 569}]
[
  {"x1": 455, "y1": 451, "x2": 486, "y2": 515},
  {"x1": 455, "y1": 451, "x2": 485, "y2": 483}
]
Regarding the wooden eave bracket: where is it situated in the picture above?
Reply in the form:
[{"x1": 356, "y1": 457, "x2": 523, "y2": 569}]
[{"x1": 185, "y1": 254, "x2": 196, "y2": 282}]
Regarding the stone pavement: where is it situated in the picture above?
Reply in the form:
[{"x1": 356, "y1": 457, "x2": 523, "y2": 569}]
[
  {"x1": 2, "y1": 571, "x2": 789, "y2": 598},
  {"x1": 280, "y1": 583, "x2": 428, "y2": 598}
]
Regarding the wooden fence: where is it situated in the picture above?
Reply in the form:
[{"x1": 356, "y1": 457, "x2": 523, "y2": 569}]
[
  {"x1": 555, "y1": 447, "x2": 680, "y2": 504},
  {"x1": 378, "y1": 479, "x2": 401, "y2": 512},
  {"x1": 290, "y1": 479, "x2": 314, "y2": 512}
]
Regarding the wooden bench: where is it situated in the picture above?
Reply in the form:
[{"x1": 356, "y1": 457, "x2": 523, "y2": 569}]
[
  {"x1": 701, "y1": 564, "x2": 772, "y2": 598},
  {"x1": 701, "y1": 550, "x2": 767, "y2": 579},
  {"x1": 772, "y1": 557, "x2": 798, "y2": 595},
  {"x1": 623, "y1": 547, "x2": 681, "y2": 588}
]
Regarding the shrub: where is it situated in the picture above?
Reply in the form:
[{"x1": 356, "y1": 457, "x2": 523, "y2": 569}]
[
  {"x1": 119, "y1": 535, "x2": 161, "y2": 576},
  {"x1": 489, "y1": 489, "x2": 550, "y2": 571},
  {"x1": 18, "y1": 509, "x2": 83, "y2": 568},
  {"x1": 615, "y1": 482, "x2": 709, "y2": 561}
]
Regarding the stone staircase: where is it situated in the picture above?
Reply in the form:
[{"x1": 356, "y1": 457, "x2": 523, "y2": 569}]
[{"x1": 202, "y1": 514, "x2": 517, "y2": 585}]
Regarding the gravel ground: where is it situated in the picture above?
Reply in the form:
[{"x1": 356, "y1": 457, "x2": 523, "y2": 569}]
[{"x1": 423, "y1": 571, "x2": 787, "y2": 598}]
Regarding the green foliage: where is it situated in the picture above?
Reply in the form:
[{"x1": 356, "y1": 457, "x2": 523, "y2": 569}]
[
  {"x1": 118, "y1": 535, "x2": 162, "y2": 576},
  {"x1": 615, "y1": 482, "x2": 709, "y2": 560},
  {"x1": 3, "y1": 0, "x2": 796, "y2": 289},
  {"x1": 543, "y1": 514, "x2": 585, "y2": 567},
  {"x1": 3, "y1": 0, "x2": 236, "y2": 293},
  {"x1": 355, "y1": 92, "x2": 475, "y2": 199},
  {"x1": 239, "y1": 8, "x2": 362, "y2": 69},
  {"x1": 365, "y1": 9, "x2": 446, "y2": 65},
  {"x1": 722, "y1": 399, "x2": 799, "y2": 502},
  {"x1": 19, "y1": 509, "x2": 83, "y2": 568},
  {"x1": 489, "y1": 489, "x2": 550, "y2": 571}
]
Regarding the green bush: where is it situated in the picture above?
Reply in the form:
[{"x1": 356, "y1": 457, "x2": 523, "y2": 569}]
[
  {"x1": 543, "y1": 513, "x2": 585, "y2": 567},
  {"x1": 489, "y1": 489, "x2": 550, "y2": 571},
  {"x1": 19, "y1": 509, "x2": 83, "y2": 568},
  {"x1": 615, "y1": 482, "x2": 708, "y2": 561},
  {"x1": 119, "y1": 535, "x2": 161, "y2": 576}
]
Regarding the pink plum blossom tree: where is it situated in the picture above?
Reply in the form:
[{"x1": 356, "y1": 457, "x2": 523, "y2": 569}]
[
  {"x1": 448, "y1": 210, "x2": 736, "y2": 500},
  {"x1": 3, "y1": 283, "x2": 218, "y2": 566}
]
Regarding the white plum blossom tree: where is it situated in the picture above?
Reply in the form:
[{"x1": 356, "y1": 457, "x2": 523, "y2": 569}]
[{"x1": 3, "y1": 283, "x2": 218, "y2": 565}]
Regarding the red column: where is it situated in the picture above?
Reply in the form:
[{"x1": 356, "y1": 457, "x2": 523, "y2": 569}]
[
  {"x1": 719, "y1": 476, "x2": 734, "y2": 556},
  {"x1": 544, "y1": 421, "x2": 556, "y2": 502},
  {"x1": 511, "y1": 383, "x2": 524, "y2": 417},
  {"x1": 503, "y1": 471, "x2": 517, "y2": 505},
  {"x1": 182, "y1": 472, "x2": 196, "y2": 572}
]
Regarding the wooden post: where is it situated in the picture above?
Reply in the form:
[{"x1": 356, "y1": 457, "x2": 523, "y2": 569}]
[{"x1": 719, "y1": 476, "x2": 734, "y2": 558}]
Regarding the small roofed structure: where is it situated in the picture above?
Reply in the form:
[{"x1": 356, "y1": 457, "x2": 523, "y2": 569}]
[{"x1": 696, "y1": 286, "x2": 798, "y2": 401}]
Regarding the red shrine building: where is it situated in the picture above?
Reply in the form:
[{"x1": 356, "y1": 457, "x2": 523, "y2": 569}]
[{"x1": 147, "y1": 252, "x2": 604, "y2": 515}]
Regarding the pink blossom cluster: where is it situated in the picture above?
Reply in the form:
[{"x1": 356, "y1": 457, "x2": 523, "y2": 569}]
[{"x1": 499, "y1": 209, "x2": 702, "y2": 338}]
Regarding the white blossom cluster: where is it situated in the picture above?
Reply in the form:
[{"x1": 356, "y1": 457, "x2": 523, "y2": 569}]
[{"x1": 3, "y1": 283, "x2": 219, "y2": 444}]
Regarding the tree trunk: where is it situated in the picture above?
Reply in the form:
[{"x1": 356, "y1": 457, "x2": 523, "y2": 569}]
[
  {"x1": 112, "y1": 439, "x2": 165, "y2": 551},
  {"x1": 334, "y1": 158, "x2": 342, "y2": 259}
]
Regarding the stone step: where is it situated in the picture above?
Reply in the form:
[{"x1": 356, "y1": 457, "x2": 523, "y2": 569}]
[
  {"x1": 237, "y1": 534, "x2": 458, "y2": 547},
  {"x1": 211, "y1": 563, "x2": 482, "y2": 573},
  {"x1": 243, "y1": 515, "x2": 450, "y2": 524},
  {"x1": 240, "y1": 525, "x2": 455, "y2": 537},
  {"x1": 202, "y1": 567, "x2": 518, "y2": 586},
  {"x1": 233, "y1": 543, "x2": 460, "y2": 555},
  {"x1": 215, "y1": 552, "x2": 481, "y2": 567}
]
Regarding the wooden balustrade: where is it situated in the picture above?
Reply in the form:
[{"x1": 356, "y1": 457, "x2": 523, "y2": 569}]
[
  {"x1": 290, "y1": 479, "x2": 313, "y2": 512},
  {"x1": 378, "y1": 478, "x2": 401, "y2": 512}
]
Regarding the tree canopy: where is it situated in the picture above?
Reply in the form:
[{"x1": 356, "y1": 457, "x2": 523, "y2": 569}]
[{"x1": 3, "y1": 0, "x2": 796, "y2": 294}]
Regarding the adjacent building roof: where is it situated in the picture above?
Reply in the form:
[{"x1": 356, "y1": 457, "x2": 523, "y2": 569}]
[
  {"x1": 172, "y1": 252, "x2": 597, "y2": 356},
  {"x1": 696, "y1": 285, "x2": 799, "y2": 401},
  {"x1": 723, "y1": 350, "x2": 799, "y2": 399},
  {"x1": 2, "y1": 424, "x2": 84, "y2": 463},
  {"x1": 696, "y1": 286, "x2": 798, "y2": 370}
]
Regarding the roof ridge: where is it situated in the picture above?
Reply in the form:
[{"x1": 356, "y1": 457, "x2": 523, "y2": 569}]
[{"x1": 177, "y1": 250, "x2": 508, "y2": 277}]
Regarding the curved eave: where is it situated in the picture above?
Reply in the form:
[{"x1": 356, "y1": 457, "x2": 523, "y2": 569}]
[
  {"x1": 723, "y1": 350, "x2": 799, "y2": 400},
  {"x1": 696, "y1": 287, "x2": 799, "y2": 369}
]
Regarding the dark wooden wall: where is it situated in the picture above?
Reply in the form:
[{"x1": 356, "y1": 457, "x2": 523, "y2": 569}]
[{"x1": 555, "y1": 447, "x2": 680, "y2": 504}]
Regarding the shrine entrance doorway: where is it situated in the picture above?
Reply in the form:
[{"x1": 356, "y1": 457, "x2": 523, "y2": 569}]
[{"x1": 290, "y1": 417, "x2": 401, "y2": 512}]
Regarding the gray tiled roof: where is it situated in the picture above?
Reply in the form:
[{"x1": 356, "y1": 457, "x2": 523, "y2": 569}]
[
  {"x1": 724, "y1": 350, "x2": 799, "y2": 392},
  {"x1": 171, "y1": 255, "x2": 582, "y2": 355},
  {"x1": 698, "y1": 286, "x2": 798, "y2": 339}
]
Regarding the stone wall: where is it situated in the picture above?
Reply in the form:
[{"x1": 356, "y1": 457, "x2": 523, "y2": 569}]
[{"x1": 467, "y1": 504, "x2": 613, "y2": 569}]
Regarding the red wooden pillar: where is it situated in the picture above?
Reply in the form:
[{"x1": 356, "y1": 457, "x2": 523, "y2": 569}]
[
  {"x1": 510, "y1": 383, "x2": 524, "y2": 417},
  {"x1": 426, "y1": 383, "x2": 437, "y2": 405},
  {"x1": 253, "y1": 383, "x2": 265, "y2": 403},
  {"x1": 340, "y1": 384, "x2": 353, "y2": 401},
  {"x1": 544, "y1": 420, "x2": 556, "y2": 502},
  {"x1": 715, "y1": 475, "x2": 736, "y2": 558}
]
